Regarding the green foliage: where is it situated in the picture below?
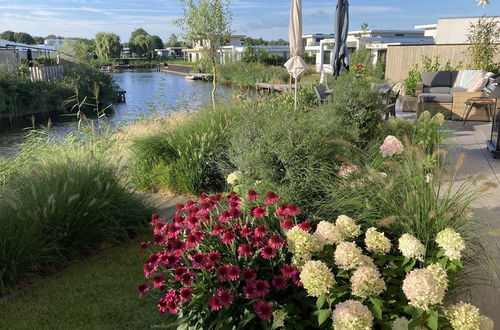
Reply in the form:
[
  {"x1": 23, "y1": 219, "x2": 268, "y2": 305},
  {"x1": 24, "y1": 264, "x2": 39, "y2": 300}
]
[
  {"x1": 218, "y1": 62, "x2": 290, "y2": 86},
  {"x1": 130, "y1": 103, "x2": 239, "y2": 194},
  {"x1": 0, "y1": 132, "x2": 152, "y2": 293},
  {"x1": 241, "y1": 46, "x2": 287, "y2": 66},
  {"x1": 242, "y1": 37, "x2": 288, "y2": 46},
  {"x1": 227, "y1": 94, "x2": 356, "y2": 213},
  {"x1": 467, "y1": 16, "x2": 500, "y2": 71},
  {"x1": 60, "y1": 38, "x2": 96, "y2": 64},
  {"x1": 94, "y1": 32, "x2": 122, "y2": 59},
  {"x1": 404, "y1": 56, "x2": 463, "y2": 95},
  {"x1": 0, "y1": 30, "x2": 37, "y2": 44},
  {"x1": 321, "y1": 74, "x2": 386, "y2": 143}
]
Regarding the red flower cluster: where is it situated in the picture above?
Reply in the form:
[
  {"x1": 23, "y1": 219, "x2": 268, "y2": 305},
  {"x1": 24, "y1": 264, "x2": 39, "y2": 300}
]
[{"x1": 139, "y1": 190, "x2": 303, "y2": 321}]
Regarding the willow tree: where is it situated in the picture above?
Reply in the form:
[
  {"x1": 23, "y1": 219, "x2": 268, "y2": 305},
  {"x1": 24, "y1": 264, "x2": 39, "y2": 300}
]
[
  {"x1": 175, "y1": 0, "x2": 232, "y2": 108},
  {"x1": 94, "y1": 32, "x2": 122, "y2": 59}
]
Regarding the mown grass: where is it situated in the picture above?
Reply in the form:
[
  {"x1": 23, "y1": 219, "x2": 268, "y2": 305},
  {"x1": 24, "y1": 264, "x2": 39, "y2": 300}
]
[{"x1": 0, "y1": 235, "x2": 172, "y2": 330}]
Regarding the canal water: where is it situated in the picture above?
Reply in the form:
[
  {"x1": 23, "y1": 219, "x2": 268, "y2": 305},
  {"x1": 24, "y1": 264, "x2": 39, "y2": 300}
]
[{"x1": 0, "y1": 71, "x2": 231, "y2": 156}]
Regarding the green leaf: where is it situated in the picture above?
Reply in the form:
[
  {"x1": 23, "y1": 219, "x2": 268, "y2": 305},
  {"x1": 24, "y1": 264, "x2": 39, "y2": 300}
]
[
  {"x1": 404, "y1": 259, "x2": 417, "y2": 273},
  {"x1": 369, "y1": 297, "x2": 383, "y2": 320},
  {"x1": 436, "y1": 249, "x2": 445, "y2": 258},
  {"x1": 316, "y1": 294, "x2": 326, "y2": 310},
  {"x1": 426, "y1": 309, "x2": 439, "y2": 330},
  {"x1": 317, "y1": 309, "x2": 331, "y2": 326}
]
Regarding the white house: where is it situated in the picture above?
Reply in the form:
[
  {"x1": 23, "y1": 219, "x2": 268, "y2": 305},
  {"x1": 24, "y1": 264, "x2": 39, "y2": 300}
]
[
  {"x1": 44, "y1": 38, "x2": 77, "y2": 48},
  {"x1": 314, "y1": 29, "x2": 434, "y2": 74},
  {"x1": 155, "y1": 47, "x2": 185, "y2": 57}
]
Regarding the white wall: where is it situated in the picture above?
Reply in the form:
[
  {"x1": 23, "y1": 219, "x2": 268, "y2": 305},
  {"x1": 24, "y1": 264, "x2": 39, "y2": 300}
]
[{"x1": 435, "y1": 17, "x2": 500, "y2": 44}]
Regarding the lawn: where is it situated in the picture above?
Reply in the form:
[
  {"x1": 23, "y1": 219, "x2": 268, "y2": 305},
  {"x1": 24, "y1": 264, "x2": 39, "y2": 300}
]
[{"x1": 0, "y1": 236, "x2": 172, "y2": 330}]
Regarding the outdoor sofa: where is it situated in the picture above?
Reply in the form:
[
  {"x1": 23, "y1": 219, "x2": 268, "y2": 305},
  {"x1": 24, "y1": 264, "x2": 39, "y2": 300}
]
[{"x1": 416, "y1": 70, "x2": 494, "y2": 121}]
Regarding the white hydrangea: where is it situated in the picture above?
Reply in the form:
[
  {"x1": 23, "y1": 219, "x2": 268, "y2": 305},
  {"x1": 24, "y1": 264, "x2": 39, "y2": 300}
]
[
  {"x1": 272, "y1": 309, "x2": 288, "y2": 329},
  {"x1": 358, "y1": 254, "x2": 376, "y2": 269},
  {"x1": 286, "y1": 227, "x2": 322, "y2": 266},
  {"x1": 426, "y1": 263, "x2": 448, "y2": 293},
  {"x1": 335, "y1": 215, "x2": 361, "y2": 239},
  {"x1": 444, "y1": 301, "x2": 481, "y2": 330},
  {"x1": 392, "y1": 317, "x2": 410, "y2": 330},
  {"x1": 436, "y1": 228, "x2": 465, "y2": 261},
  {"x1": 350, "y1": 266, "x2": 386, "y2": 298},
  {"x1": 480, "y1": 315, "x2": 494, "y2": 330},
  {"x1": 226, "y1": 171, "x2": 243, "y2": 185},
  {"x1": 314, "y1": 221, "x2": 343, "y2": 246},
  {"x1": 334, "y1": 242, "x2": 363, "y2": 271},
  {"x1": 364, "y1": 227, "x2": 392, "y2": 255},
  {"x1": 300, "y1": 260, "x2": 336, "y2": 297},
  {"x1": 402, "y1": 269, "x2": 445, "y2": 311},
  {"x1": 398, "y1": 234, "x2": 426, "y2": 261},
  {"x1": 332, "y1": 300, "x2": 373, "y2": 330}
]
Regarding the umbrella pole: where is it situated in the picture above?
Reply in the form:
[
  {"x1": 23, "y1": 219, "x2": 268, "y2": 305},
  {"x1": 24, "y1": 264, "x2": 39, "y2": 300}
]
[{"x1": 294, "y1": 77, "x2": 298, "y2": 111}]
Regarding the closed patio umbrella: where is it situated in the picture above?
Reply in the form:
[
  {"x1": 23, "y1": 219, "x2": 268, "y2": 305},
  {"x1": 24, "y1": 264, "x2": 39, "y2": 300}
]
[
  {"x1": 284, "y1": 0, "x2": 306, "y2": 110},
  {"x1": 331, "y1": 0, "x2": 349, "y2": 77}
]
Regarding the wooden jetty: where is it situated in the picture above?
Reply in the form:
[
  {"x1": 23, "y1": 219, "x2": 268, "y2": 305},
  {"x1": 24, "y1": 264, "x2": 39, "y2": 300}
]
[
  {"x1": 255, "y1": 83, "x2": 294, "y2": 92},
  {"x1": 185, "y1": 73, "x2": 213, "y2": 81},
  {"x1": 115, "y1": 89, "x2": 126, "y2": 103}
]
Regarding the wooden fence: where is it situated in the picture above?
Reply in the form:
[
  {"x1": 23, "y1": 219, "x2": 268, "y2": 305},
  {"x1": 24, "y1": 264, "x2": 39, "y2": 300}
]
[
  {"x1": 29, "y1": 65, "x2": 64, "y2": 82},
  {"x1": 385, "y1": 44, "x2": 500, "y2": 83}
]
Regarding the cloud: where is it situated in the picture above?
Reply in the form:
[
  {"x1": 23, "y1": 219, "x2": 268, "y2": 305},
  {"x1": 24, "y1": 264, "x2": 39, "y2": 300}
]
[{"x1": 350, "y1": 6, "x2": 401, "y2": 14}]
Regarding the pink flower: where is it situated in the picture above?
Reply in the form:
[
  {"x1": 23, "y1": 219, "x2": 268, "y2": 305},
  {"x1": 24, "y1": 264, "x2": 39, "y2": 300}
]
[
  {"x1": 247, "y1": 189, "x2": 259, "y2": 201},
  {"x1": 207, "y1": 251, "x2": 221, "y2": 264},
  {"x1": 250, "y1": 235, "x2": 266, "y2": 247},
  {"x1": 186, "y1": 231, "x2": 204, "y2": 248},
  {"x1": 253, "y1": 280, "x2": 270, "y2": 297},
  {"x1": 179, "y1": 287, "x2": 193, "y2": 303},
  {"x1": 292, "y1": 272, "x2": 302, "y2": 286},
  {"x1": 186, "y1": 215, "x2": 200, "y2": 230},
  {"x1": 268, "y1": 235, "x2": 286, "y2": 249},
  {"x1": 208, "y1": 296, "x2": 222, "y2": 311},
  {"x1": 212, "y1": 224, "x2": 226, "y2": 236},
  {"x1": 175, "y1": 204, "x2": 184, "y2": 214},
  {"x1": 242, "y1": 268, "x2": 257, "y2": 282},
  {"x1": 151, "y1": 213, "x2": 161, "y2": 221},
  {"x1": 221, "y1": 231, "x2": 236, "y2": 244},
  {"x1": 189, "y1": 253, "x2": 206, "y2": 269},
  {"x1": 166, "y1": 224, "x2": 180, "y2": 239},
  {"x1": 153, "y1": 274, "x2": 165, "y2": 289},
  {"x1": 272, "y1": 276, "x2": 287, "y2": 290},
  {"x1": 277, "y1": 204, "x2": 288, "y2": 217},
  {"x1": 216, "y1": 287, "x2": 234, "y2": 307},
  {"x1": 298, "y1": 221, "x2": 312, "y2": 232},
  {"x1": 338, "y1": 164, "x2": 358, "y2": 177},
  {"x1": 238, "y1": 244, "x2": 253, "y2": 257},
  {"x1": 251, "y1": 206, "x2": 267, "y2": 218},
  {"x1": 281, "y1": 264, "x2": 297, "y2": 278},
  {"x1": 240, "y1": 227, "x2": 253, "y2": 237},
  {"x1": 254, "y1": 225, "x2": 269, "y2": 238},
  {"x1": 285, "y1": 204, "x2": 301, "y2": 216},
  {"x1": 264, "y1": 191, "x2": 280, "y2": 204},
  {"x1": 158, "y1": 290, "x2": 180, "y2": 314},
  {"x1": 139, "y1": 241, "x2": 149, "y2": 253},
  {"x1": 170, "y1": 239, "x2": 186, "y2": 256},
  {"x1": 380, "y1": 135, "x2": 404, "y2": 157},
  {"x1": 218, "y1": 210, "x2": 231, "y2": 222},
  {"x1": 260, "y1": 245, "x2": 277, "y2": 259},
  {"x1": 281, "y1": 219, "x2": 294, "y2": 230},
  {"x1": 243, "y1": 283, "x2": 257, "y2": 299},
  {"x1": 253, "y1": 300, "x2": 273, "y2": 319},
  {"x1": 217, "y1": 265, "x2": 229, "y2": 282},
  {"x1": 138, "y1": 282, "x2": 150, "y2": 297},
  {"x1": 181, "y1": 271, "x2": 194, "y2": 286},
  {"x1": 173, "y1": 216, "x2": 184, "y2": 227},
  {"x1": 229, "y1": 207, "x2": 242, "y2": 219},
  {"x1": 227, "y1": 265, "x2": 241, "y2": 281},
  {"x1": 174, "y1": 266, "x2": 187, "y2": 280}
]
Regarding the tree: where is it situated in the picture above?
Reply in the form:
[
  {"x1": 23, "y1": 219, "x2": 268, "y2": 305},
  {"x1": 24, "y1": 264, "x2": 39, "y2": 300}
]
[
  {"x1": 0, "y1": 30, "x2": 16, "y2": 42},
  {"x1": 175, "y1": 0, "x2": 232, "y2": 109},
  {"x1": 166, "y1": 33, "x2": 180, "y2": 47},
  {"x1": 150, "y1": 35, "x2": 164, "y2": 50},
  {"x1": 14, "y1": 32, "x2": 36, "y2": 45},
  {"x1": 129, "y1": 28, "x2": 150, "y2": 56},
  {"x1": 60, "y1": 38, "x2": 95, "y2": 63},
  {"x1": 94, "y1": 32, "x2": 122, "y2": 59},
  {"x1": 33, "y1": 36, "x2": 45, "y2": 44},
  {"x1": 466, "y1": 16, "x2": 500, "y2": 71}
]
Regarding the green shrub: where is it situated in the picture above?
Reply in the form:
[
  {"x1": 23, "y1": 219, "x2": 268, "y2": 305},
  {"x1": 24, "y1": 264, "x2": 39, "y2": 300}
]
[
  {"x1": 0, "y1": 137, "x2": 151, "y2": 293},
  {"x1": 404, "y1": 56, "x2": 463, "y2": 95},
  {"x1": 130, "y1": 103, "x2": 240, "y2": 194},
  {"x1": 218, "y1": 62, "x2": 290, "y2": 86},
  {"x1": 227, "y1": 96, "x2": 356, "y2": 214},
  {"x1": 321, "y1": 74, "x2": 386, "y2": 144}
]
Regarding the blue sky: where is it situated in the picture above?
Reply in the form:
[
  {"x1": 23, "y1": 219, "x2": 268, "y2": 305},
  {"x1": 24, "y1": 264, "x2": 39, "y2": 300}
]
[{"x1": 0, "y1": 0, "x2": 498, "y2": 41}]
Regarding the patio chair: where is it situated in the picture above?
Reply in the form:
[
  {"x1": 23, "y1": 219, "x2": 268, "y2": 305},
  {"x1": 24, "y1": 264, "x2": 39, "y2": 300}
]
[
  {"x1": 314, "y1": 85, "x2": 332, "y2": 105},
  {"x1": 383, "y1": 88, "x2": 400, "y2": 120}
]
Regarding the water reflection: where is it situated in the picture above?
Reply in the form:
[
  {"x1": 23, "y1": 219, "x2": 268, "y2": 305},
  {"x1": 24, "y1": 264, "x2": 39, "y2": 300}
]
[{"x1": 0, "y1": 71, "x2": 230, "y2": 156}]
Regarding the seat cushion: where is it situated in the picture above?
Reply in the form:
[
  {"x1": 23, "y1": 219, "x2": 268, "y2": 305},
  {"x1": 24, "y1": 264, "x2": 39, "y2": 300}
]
[
  {"x1": 422, "y1": 71, "x2": 452, "y2": 87},
  {"x1": 451, "y1": 87, "x2": 468, "y2": 94},
  {"x1": 418, "y1": 93, "x2": 453, "y2": 103},
  {"x1": 423, "y1": 86, "x2": 451, "y2": 94}
]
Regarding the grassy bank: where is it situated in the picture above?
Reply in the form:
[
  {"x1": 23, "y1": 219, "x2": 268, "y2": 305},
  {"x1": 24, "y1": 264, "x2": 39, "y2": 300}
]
[
  {"x1": 0, "y1": 129, "x2": 152, "y2": 294},
  {"x1": 0, "y1": 235, "x2": 169, "y2": 330},
  {"x1": 0, "y1": 61, "x2": 115, "y2": 120}
]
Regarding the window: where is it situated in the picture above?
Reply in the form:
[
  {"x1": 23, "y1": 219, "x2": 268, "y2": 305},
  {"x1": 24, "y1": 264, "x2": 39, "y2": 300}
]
[{"x1": 395, "y1": 33, "x2": 404, "y2": 36}]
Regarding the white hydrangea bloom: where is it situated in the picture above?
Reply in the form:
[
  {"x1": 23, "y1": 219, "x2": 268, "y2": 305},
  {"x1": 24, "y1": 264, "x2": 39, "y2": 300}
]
[
  {"x1": 300, "y1": 260, "x2": 336, "y2": 297},
  {"x1": 402, "y1": 269, "x2": 445, "y2": 311},
  {"x1": 392, "y1": 317, "x2": 410, "y2": 330},
  {"x1": 350, "y1": 266, "x2": 386, "y2": 298},
  {"x1": 436, "y1": 228, "x2": 465, "y2": 261},
  {"x1": 426, "y1": 263, "x2": 449, "y2": 293},
  {"x1": 480, "y1": 315, "x2": 494, "y2": 330},
  {"x1": 398, "y1": 234, "x2": 426, "y2": 261},
  {"x1": 335, "y1": 215, "x2": 361, "y2": 239},
  {"x1": 444, "y1": 301, "x2": 481, "y2": 330},
  {"x1": 332, "y1": 300, "x2": 373, "y2": 330},
  {"x1": 286, "y1": 227, "x2": 322, "y2": 266},
  {"x1": 314, "y1": 221, "x2": 343, "y2": 246},
  {"x1": 272, "y1": 309, "x2": 288, "y2": 329},
  {"x1": 334, "y1": 242, "x2": 363, "y2": 270},
  {"x1": 358, "y1": 254, "x2": 376, "y2": 269},
  {"x1": 364, "y1": 227, "x2": 392, "y2": 255},
  {"x1": 226, "y1": 171, "x2": 243, "y2": 185}
]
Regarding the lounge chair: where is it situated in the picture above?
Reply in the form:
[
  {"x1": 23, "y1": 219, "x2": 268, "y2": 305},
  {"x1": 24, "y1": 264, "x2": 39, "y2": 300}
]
[{"x1": 314, "y1": 85, "x2": 332, "y2": 105}]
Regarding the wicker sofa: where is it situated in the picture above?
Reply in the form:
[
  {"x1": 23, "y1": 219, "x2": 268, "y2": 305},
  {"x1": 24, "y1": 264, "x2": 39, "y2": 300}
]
[{"x1": 416, "y1": 70, "x2": 492, "y2": 121}]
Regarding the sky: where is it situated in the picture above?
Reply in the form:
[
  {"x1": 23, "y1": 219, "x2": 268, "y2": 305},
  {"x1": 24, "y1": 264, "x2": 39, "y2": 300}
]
[{"x1": 0, "y1": 0, "x2": 498, "y2": 42}]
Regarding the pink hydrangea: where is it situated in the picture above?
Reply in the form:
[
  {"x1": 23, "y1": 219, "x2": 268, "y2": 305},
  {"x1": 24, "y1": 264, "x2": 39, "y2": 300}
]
[
  {"x1": 379, "y1": 135, "x2": 404, "y2": 157},
  {"x1": 338, "y1": 165, "x2": 358, "y2": 177}
]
